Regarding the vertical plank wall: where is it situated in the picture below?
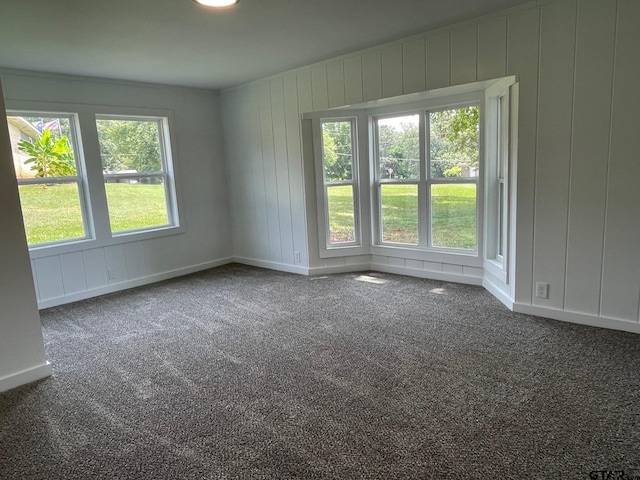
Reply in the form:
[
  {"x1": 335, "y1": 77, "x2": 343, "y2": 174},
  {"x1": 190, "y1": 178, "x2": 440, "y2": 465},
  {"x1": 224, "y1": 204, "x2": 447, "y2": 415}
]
[{"x1": 221, "y1": 0, "x2": 640, "y2": 331}]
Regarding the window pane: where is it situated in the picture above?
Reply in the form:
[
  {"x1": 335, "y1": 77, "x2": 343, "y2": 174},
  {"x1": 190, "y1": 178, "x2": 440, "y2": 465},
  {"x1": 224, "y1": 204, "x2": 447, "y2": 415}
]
[
  {"x1": 97, "y1": 118, "x2": 163, "y2": 174},
  {"x1": 327, "y1": 185, "x2": 355, "y2": 244},
  {"x1": 381, "y1": 184, "x2": 418, "y2": 244},
  {"x1": 104, "y1": 178, "x2": 169, "y2": 233},
  {"x1": 322, "y1": 121, "x2": 353, "y2": 182},
  {"x1": 8, "y1": 115, "x2": 78, "y2": 179},
  {"x1": 429, "y1": 106, "x2": 479, "y2": 179},
  {"x1": 377, "y1": 115, "x2": 419, "y2": 180},
  {"x1": 431, "y1": 183, "x2": 477, "y2": 249},
  {"x1": 97, "y1": 117, "x2": 173, "y2": 234},
  {"x1": 18, "y1": 183, "x2": 85, "y2": 245}
]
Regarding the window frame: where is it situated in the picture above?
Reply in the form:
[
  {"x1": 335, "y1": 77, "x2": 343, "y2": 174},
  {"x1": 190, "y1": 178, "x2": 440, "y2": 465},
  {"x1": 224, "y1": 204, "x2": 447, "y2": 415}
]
[
  {"x1": 96, "y1": 113, "x2": 180, "y2": 237},
  {"x1": 7, "y1": 110, "x2": 93, "y2": 249},
  {"x1": 305, "y1": 77, "x2": 516, "y2": 269},
  {"x1": 5, "y1": 100, "x2": 184, "y2": 259}
]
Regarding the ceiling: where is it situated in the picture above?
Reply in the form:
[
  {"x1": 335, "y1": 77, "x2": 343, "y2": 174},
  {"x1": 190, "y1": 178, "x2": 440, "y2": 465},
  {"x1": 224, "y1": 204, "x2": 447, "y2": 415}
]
[{"x1": 0, "y1": 0, "x2": 532, "y2": 90}]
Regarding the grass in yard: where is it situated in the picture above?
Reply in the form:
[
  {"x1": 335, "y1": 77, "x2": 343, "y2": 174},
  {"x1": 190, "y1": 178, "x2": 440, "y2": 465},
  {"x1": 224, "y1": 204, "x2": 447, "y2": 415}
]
[
  {"x1": 18, "y1": 183, "x2": 168, "y2": 245},
  {"x1": 327, "y1": 183, "x2": 477, "y2": 249},
  {"x1": 327, "y1": 185, "x2": 355, "y2": 243}
]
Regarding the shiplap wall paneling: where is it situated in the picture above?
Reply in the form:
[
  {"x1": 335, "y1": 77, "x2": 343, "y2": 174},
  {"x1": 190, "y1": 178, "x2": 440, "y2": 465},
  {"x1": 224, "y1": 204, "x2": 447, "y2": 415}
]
[
  {"x1": 507, "y1": 7, "x2": 540, "y2": 305},
  {"x1": 327, "y1": 61, "x2": 346, "y2": 108},
  {"x1": 30, "y1": 260, "x2": 40, "y2": 300},
  {"x1": 258, "y1": 82, "x2": 283, "y2": 263},
  {"x1": 425, "y1": 32, "x2": 451, "y2": 90},
  {"x1": 34, "y1": 256, "x2": 64, "y2": 300},
  {"x1": 248, "y1": 85, "x2": 271, "y2": 261},
  {"x1": 601, "y1": 0, "x2": 640, "y2": 322},
  {"x1": 83, "y1": 248, "x2": 108, "y2": 291},
  {"x1": 270, "y1": 78, "x2": 295, "y2": 266},
  {"x1": 59, "y1": 252, "x2": 87, "y2": 296},
  {"x1": 283, "y1": 72, "x2": 309, "y2": 265},
  {"x1": 402, "y1": 38, "x2": 426, "y2": 95},
  {"x1": 564, "y1": 0, "x2": 616, "y2": 315},
  {"x1": 296, "y1": 69, "x2": 321, "y2": 266},
  {"x1": 362, "y1": 51, "x2": 383, "y2": 102},
  {"x1": 532, "y1": 0, "x2": 577, "y2": 309},
  {"x1": 381, "y1": 45, "x2": 403, "y2": 98},
  {"x1": 478, "y1": 16, "x2": 507, "y2": 81},
  {"x1": 344, "y1": 56, "x2": 363, "y2": 105},
  {"x1": 450, "y1": 25, "x2": 478, "y2": 85},
  {"x1": 311, "y1": 66, "x2": 329, "y2": 111},
  {"x1": 104, "y1": 244, "x2": 127, "y2": 285}
]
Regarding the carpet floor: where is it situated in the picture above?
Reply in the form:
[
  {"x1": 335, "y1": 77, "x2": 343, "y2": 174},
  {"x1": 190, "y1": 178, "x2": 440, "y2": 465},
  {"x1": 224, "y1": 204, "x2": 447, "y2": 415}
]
[{"x1": 1, "y1": 264, "x2": 639, "y2": 479}]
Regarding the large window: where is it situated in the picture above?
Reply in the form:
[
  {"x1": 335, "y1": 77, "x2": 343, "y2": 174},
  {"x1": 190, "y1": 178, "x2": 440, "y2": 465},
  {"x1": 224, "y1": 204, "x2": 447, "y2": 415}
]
[
  {"x1": 372, "y1": 105, "x2": 479, "y2": 252},
  {"x1": 7, "y1": 109, "x2": 180, "y2": 249},
  {"x1": 7, "y1": 113, "x2": 88, "y2": 246},
  {"x1": 96, "y1": 116, "x2": 175, "y2": 234},
  {"x1": 307, "y1": 77, "x2": 515, "y2": 273}
]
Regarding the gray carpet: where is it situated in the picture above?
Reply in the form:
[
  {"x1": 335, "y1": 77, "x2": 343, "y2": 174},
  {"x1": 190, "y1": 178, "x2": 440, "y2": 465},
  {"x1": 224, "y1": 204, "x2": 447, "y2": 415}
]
[{"x1": 1, "y1": 264, "x2": 639, "y2": 479}]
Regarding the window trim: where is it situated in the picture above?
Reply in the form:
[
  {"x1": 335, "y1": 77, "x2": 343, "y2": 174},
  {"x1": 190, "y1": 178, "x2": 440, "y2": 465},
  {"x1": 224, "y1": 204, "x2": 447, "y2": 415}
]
[
  {"x1": 7, "y1": 110, "x2": 92, "y2": 249},
  {"x1": 6, "y1": 100, "x2": 184, "y2": 259},
  {"x1": 305, "y1": 77, "x2": 516, "y2": 270},
  {"x1": 96, "y1": 114, "x2": 180, "y2": 237}
]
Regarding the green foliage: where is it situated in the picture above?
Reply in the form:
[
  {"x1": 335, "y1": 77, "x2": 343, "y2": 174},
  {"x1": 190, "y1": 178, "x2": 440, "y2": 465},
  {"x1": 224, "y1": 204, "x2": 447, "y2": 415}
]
[
  {"x1": 378, "y1": 120, "x2": 419, "y2": 179},
  {"x1": 429, "y1": 106, "x2": 479, "y2": 176},
  {"x1": 18, "y1": 129, "x2": 76, "y2": 178},
  {"x1": 97, "y1": 119, "x2": 162, "y2": 183},
  {"x1": 322, "y1": 121, "x2": 352, "y2": 181},
  {"x1": 443, "y1": 166, "x2": 462, "y2": 177}
]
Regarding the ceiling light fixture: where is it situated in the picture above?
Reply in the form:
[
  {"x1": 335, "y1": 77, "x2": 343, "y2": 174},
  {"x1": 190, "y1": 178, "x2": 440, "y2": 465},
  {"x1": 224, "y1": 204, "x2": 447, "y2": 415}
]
[{"x1": 193, "y1": 0, "x2": 239, "y2": 7}]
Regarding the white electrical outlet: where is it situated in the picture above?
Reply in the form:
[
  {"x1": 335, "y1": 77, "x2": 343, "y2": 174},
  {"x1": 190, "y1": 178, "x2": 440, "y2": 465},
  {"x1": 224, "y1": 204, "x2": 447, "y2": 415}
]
[
  {"x1": 108, "y1": 269, "x2": 117, "y2": 280},
  {"x1": 294, "y1": 251, "x2": 301, "y2": 263},
  {"x1": 535, "y1": 282, "x2": 549, "y2": 299}
]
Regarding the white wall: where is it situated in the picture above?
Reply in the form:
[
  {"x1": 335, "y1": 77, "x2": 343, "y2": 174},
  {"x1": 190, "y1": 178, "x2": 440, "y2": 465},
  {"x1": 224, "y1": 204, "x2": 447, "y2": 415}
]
[
  {"x1": 0, "y1": 79, "x2": 52, "y2": 392},
  {"x1": 1, "y1": 70, "x2": 233, "y2": 308},
  {"x1": 221, "y1": 0, "x2": 640, "y2": 334}
]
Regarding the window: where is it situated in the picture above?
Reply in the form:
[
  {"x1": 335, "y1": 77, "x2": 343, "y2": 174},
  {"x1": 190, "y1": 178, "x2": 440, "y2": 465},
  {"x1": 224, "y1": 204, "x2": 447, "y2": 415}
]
[
  {"x1": 372, "y1": 105, "x2": 479, "y2": 252},
  {"x1": 6, "y1": 108, "x2": 180, "y2": 251},
  {"x1": 307, "y1": 76, "x2": 515, "y2": 273},
  {"x1": 316, "y1": 118, "x2": 360, "y2": 247},
  {"x1": 96, "y1": 116, "x2": 176, "y2": 234},
  {"x1": 7, "y1": 113, "x2": 88, "y2": 246}
]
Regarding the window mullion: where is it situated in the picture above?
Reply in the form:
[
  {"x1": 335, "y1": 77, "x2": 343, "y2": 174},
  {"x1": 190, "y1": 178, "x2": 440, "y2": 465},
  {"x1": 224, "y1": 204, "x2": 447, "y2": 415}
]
[{"x1": 419, "y1": 112, "x2": 429, "y2": 249}]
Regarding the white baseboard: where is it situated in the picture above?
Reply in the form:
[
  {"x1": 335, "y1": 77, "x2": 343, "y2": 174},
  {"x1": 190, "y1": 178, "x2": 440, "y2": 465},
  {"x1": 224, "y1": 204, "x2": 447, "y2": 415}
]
[
  {"x1": 308, "y1": 263, "x2": 371, "y2": 276},
  {"x1": 514, "y1": 303, "x2": 640, "y2": 334},
  {"x1": 233, "y1": 256, "x2": 309, "y2": 275},
  {"x1": 0, "y1": 362, "x2": 52, "y2": 393},
  {"x1": 372, "y1": 262, "x2": 484, "y2": 286},
  {"x1": 483, "y1": 277, "x2": 514, "y2": 309},
  {"x1": 38, "y1": 257, "x2": 234, "y2": 309}
]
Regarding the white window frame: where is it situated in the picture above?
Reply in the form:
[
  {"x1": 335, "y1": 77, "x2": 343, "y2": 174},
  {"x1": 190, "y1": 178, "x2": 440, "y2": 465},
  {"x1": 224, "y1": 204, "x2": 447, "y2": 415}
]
[
  {"x1": 305, "y1": 77, "x2": 516, "y2": 269},
  {"x1": 5, "y1": 100, "x2": 184, "y2": 259},
  {"x1": 7, "y1": 110, "x2": 93, "y2": 249},
  {"x1": 96, "y1": 114, "x2": 180, "y2": 236},
  {"x1": 316, "y1": 117, "x2": 360, "y2": 247}
]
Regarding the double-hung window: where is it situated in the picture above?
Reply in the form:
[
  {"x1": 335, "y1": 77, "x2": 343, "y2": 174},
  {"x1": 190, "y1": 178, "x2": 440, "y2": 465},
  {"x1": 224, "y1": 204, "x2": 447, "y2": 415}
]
[
  {"x1": 96, "y1": 115, "x2": 177, "y2": 234},
  {"x1": 372, "y1": 102, "x2": 480, "y2": 254},
  {"x1": 316, "y1": 117, "x2": 361, "y2": 248},
  {"x1": 7, "y1": 112, "x2": 89, "y2": 246},
  {"x1": 6, "y1": 107, "x2": 181, "y2": 251}
]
